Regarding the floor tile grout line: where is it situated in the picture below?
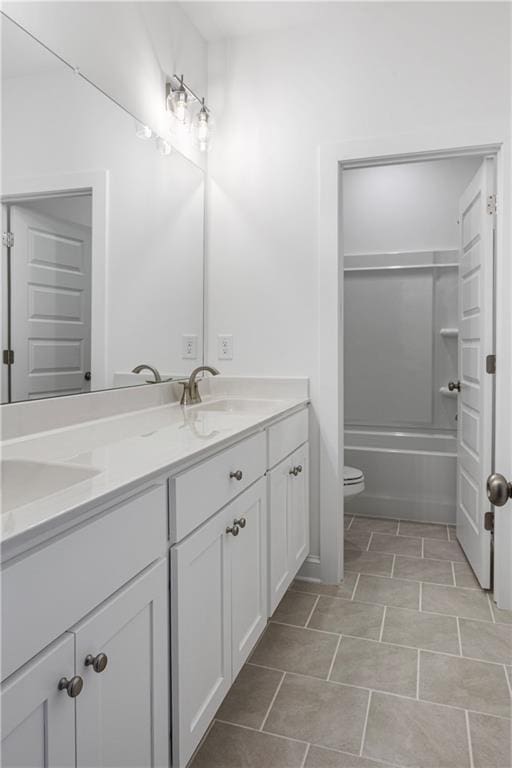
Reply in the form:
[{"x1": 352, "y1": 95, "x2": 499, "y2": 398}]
[
  {"x1": 378, "y1": 606, "x2": 387, "y2": 642},
  {"x1": 451, "y1": 560, "x2": 457, "y2": 587},
  {"x1": 486, "y1": 592, "x2": 497, "y2": 623},
  {"x1": 359, "y1": 690, "x2": 373, "y2": 757},
  {"x1": 503, "y1": 664, "x2": 512, "y2": 698},
  {"x1": 390, "y1": 555, "x2": 396, "y2": 578},
  {"x1": 416, "y1": 648, "x2": 420, "y2": 700},
  {"x1": 244, "y1": 663, "x2": 512, "y2": 721},
  {"x1": 216, "y1": 718, "x2": 310, "y2": 747},
  {"x1": 344, "y1": 569, "x2": 481, "y2": 590},
  {"x1": 456, "y1": 616, "x2": 463, "y2": 656},
  {"x1": 465, "y1": 710, "x2": 475, "y2": 768},
  {"x1": 259, "y1": 671, "x2": 286, "y2": 732},
  {"x1": 346, "y1": 515, "x2": 354, "y2": 531},
  {"x1": 366, "y1": 532, "x2": 374, "y2": 552},
  {"x1": 326, "y1": 633, "x2": 343, "y2": 681},
  {"x1": 350, "y1": 572, "x2": 361, "y2": 601},
  {"x1": 419, "y1": 581, "x2": 423, "y2": 612},
  {"x1": 304, "y1": 595, "x2": 321, "y2": 628},
  {"x1": 299, "y1": 743, "x2": 310, "y2": 768}
]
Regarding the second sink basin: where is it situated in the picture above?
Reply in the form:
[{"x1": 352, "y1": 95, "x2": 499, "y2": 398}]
[
  {"x1": 192, "y1": 398, "x2": 287, "y2": 414},
  {"x1": 1, "y1": 459, "x2": 101, "y2": 512}
]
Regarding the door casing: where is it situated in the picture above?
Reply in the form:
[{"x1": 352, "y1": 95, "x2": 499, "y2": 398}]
[{"x1": 318, "y1": 125, "x2": 511, "y2": 608}]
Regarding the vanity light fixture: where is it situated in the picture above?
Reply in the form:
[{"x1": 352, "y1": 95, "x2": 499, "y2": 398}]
[{"x1": 166, "y1": 74, "x2": 213, "y2": 150}]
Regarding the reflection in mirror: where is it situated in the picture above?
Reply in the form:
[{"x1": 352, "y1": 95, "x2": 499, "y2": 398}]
[{"x1": 0, "y1": 14, "x2": 205, "y2": 404}]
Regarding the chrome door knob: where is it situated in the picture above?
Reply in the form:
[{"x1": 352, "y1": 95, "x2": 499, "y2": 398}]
[
  {"x1": 58, "y1": 675, "x2": 84, "y2": 698},
  {"x1": 226, "y1": 524, "x2": 240, "y2": 536},
  {"x1": 230, "y1": 470, "x2": 243, "y2": 481},
  {"x1": 448, "y1": 381, "x2": 461, "y2": 392},
  {"x1": 234, "y1": 517, "x2": 246, "y2": 528},
  {"x1": 85, "y1": 652, "x2": 108, "y2": 673},
  {"x1": 487, "y1": 473, "x2": 512, "y2": 507}
]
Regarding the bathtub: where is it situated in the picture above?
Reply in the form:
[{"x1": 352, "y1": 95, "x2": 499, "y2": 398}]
[{"x1": 344, "y1": 429, "x2": 457, "y2": 524}]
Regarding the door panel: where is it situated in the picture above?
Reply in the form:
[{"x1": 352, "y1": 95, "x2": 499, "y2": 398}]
[
  {"x1": 171, "y1": 509, "x2": 231, "y2": 768},
  {"x1": 290, "y1": 444, "x2": 310, "y2": 572},
  {"x1": 1, "y1": 635, "x2": 75, "y2": 768},
  {"x1": 268, "y1": 460, "x2": 292, "y2": 615},
  {"x1": 230, "y1": 478, "x2": 267, "y2": 677},
  {"x1": 74, "y1": 559, "x2": 169, "y2": 768},
  {"x1": 456, "y1": 158, "x2": 495, "y2": 588},
  {"x1": 10, "y1": 205, "x2": 91, "y2": 401}
]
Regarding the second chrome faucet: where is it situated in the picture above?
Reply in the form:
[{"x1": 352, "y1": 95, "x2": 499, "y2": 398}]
[{"x1": 180, "y1": 365, "x2": 219, "y2": 405}]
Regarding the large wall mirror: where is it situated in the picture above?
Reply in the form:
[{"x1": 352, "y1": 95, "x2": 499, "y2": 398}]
[{"x1": 1, "y1": 14, "x2": 205, "y2": 404}]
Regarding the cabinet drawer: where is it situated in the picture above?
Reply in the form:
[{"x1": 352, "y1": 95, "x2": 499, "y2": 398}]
[
  {"x1": 2, "y1": 483, "x2": 167, "y2": 681},
  {"x1": 170, "y1": 431, "x2": 266, "y2": 542},
  {"x1": 267, "y1": 408, "x2": 308, "y2": 469}
]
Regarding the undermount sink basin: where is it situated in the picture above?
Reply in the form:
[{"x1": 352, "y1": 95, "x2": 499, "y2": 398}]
[
  {"x1": 1, "y1": 459, "x2": 100, "y2": 512},
  {"x1": 192, "y1": 398, "x2": 286, "y2": 414}
]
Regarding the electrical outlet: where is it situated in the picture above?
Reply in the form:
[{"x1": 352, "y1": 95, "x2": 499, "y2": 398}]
[
  {"x1": 182, "y1": 334, "x2": 198, "y2": 360},
  {"x1": 218, "y1": 334, "x2": 233, "y2": 360}
]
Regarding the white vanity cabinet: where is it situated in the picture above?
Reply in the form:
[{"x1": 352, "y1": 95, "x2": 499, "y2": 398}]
[
  {"x1": 170, "y1": 477, "x2": 267, "y2": 767},
  {"x1": 1, "y1": 560, "x2": 169, "y2": 768}
]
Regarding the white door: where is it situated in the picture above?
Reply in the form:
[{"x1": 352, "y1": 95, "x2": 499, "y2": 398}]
[
  {"x1": 229, "y1": 478, "x2": 267, "y2": 677},
  {"x1": 74, "y1": 559, "x2": 169, "y2": 768},
  {"x1": 268, "y1": 460, "x2": 293, "y2": 614},
  {"x1": 1, "y1": 634, "x2": 76, "y2": 768},
  {"x1": 10, "y1": 205, "x2": 91, "y2": 401},
  {"x1": 456, "y1": 158, "x2": 495, "y2": 589},
  {"x1": 289, "y1": 443, "x2": 310, "y2": 573},
  {"x1": 171, "y1": 508, "x2": 231, "y2": 768}
]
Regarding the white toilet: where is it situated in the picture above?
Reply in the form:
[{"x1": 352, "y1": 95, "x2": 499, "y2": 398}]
[{"x1": 343, "y1": 465, "x2": 365, "y2": 501}]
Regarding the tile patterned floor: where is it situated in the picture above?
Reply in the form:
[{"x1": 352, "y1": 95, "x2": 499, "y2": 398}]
[{"x1": 191, "y1": 516, "x2": 512, "y2": 768}]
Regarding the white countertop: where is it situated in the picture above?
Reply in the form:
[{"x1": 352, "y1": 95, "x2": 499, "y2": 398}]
[{"x1": 1, "y1": 389, "x2": 308, "y2": 558}]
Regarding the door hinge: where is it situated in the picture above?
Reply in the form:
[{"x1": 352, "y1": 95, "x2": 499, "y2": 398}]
[
  {"x1": 487, "y1": 194, "x2": 497, "y2": 216},
  {"x1": 484, "y1": 510, "x2": 494, "y2": 532},
  {"x1": 2, "y1": 349, "x2": 14, "y2": 365},
  {"x1": 486, "y1": 354, "x2": 496, "y2": 374},
  {"x1": 2, "y1": 231, "x2": 14, "y2": 248}
]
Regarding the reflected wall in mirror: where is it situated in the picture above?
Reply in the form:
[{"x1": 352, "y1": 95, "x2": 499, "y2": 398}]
[{"x1": 1, "y1": 14, "x2": 205, "y2": 404}]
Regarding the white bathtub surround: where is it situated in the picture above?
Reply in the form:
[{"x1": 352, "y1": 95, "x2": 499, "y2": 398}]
[
  {"x1": 345, "y1": 430, "x2": 456, "y2": 524},
  {"x1": 0, "y1": 376, "x2": 309, "y2": 558}
]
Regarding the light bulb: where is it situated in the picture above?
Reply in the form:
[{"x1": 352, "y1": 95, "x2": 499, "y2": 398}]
[
  {"x1": 167, "y1": 77, "x2": 189, "y2": 125},
  {"x1": 192, "y1": 101, "x2": 213, "y2": 152},
  {"x1": 156, "y1": 137, "x2": 172, "y2": 156}
]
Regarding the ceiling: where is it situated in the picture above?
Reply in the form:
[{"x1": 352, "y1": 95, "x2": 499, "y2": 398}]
[{"x1": 180, "y1": 1, "x2": 354, "y2": 42}]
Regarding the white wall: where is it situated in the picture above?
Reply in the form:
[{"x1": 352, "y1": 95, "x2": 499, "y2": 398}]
[
  {"x1": 206, "y1": 3, "x2": 511, "y2": 566},
  {"x1": 1, "y1": 1, "x2": 207, "y2": 165}
]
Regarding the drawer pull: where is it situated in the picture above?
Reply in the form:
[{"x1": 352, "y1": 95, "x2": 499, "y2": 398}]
[
  {"x1": 85, "y1": 652, "x2": 108, "y2": 673},
  {"x1": 226, "y1": 524, "x2": 240, "y2": 536},
  {"x1": 234, "y1": 517, "x2": 246, "y2": 529},
  {"x1": 58, "y1": 675, "x2": 84, "y2": 698},
  {"x1": 230, "y1": 470, "x2": 243, "y2": 481}
]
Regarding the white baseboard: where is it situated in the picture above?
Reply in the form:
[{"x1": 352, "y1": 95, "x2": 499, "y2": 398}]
[{"x1": 297, "y1": 555, "x2": 322, "y2": 582}]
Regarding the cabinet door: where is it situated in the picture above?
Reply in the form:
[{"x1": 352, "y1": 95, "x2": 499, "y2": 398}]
[
  {"x1": 1, "y1": 635, "x2": 76, "y2": 768},
  {"x1": 229, "y1": 478, "x2": 268, "y2": 677},
  {"x1": 171, "y1": 509, "x2": 231, "y2": 768},
  {"x1": 74, "y1": 559, "x2": 169, "y2": 768},
  {"x1": 268, "y1": 460, "x2": 293, "y2": 615},
  {"x1": 290, "y1": 443, "x2": 310, "y2": 572}
]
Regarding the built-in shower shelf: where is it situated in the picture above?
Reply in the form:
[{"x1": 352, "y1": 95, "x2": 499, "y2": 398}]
[
  {"x1": 440, "y1": 386, "x2": 458, "y2": 398},
  {"x1": 440, "y1": 328, "x2": 459, "y2": 338}
]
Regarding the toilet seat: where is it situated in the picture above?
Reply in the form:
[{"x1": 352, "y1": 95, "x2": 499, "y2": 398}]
[{"x1": 343, "y1": 466, "x2": 365, "y2": 500}]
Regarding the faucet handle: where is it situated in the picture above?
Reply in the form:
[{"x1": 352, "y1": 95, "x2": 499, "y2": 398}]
[{"x1": 179, "y1": 381, "x2": 191, "y2": 406}]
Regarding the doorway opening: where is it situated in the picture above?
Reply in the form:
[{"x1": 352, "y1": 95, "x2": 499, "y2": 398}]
[
  {"x1": 1, "y1": 191, "x2": 92, "y2": 404},
  {"x1": 342, "y1": 152, "x2": 496, "y2": 591}
]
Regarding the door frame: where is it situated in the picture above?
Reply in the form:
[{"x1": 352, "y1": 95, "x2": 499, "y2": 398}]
[
  {"x1": 318, "y1": 124, "x2": 511, "y2": 608},
  {"x1": 1, "y1": 170, "x2": 109, "y2": 392}
]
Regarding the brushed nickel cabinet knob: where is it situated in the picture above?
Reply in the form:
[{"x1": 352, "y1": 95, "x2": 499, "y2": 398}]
[
  {"x1": 85, "y1": 652, "x2": 108, "y2": 673},
  {"x1": 230, "y1": 470, "x2": 243, "y2": 481},
  {"x1": 58, "y1": 675, "x2": 84, "y2": 698},
  {"x1": 234, "y1": 517, "x2": 246, "y2": 529},
  {"x1": 226, "y1": 524, "x2": 240, "y2": 536}
]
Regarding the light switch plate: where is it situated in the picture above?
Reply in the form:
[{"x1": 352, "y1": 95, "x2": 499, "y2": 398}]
[
  {"x1": 217, "y1": 334, "x2": 233, "y2": 360},
  {"x1": 182, "y1": 334, "x2": 198, "y2": 359}
]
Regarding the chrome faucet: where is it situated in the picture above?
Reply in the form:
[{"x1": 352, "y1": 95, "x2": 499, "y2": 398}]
[
  {"x1": 180, "y1": 365, "x2": 220, "y2": 405},
  {"x1": 131, "y1": 364, "x2": 162, "y2": 384}
]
